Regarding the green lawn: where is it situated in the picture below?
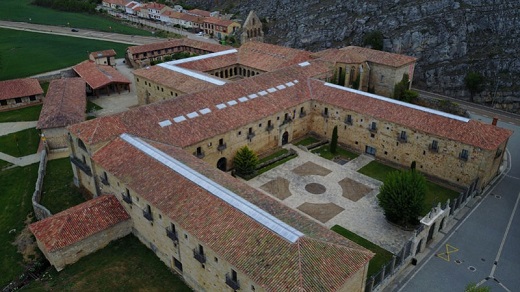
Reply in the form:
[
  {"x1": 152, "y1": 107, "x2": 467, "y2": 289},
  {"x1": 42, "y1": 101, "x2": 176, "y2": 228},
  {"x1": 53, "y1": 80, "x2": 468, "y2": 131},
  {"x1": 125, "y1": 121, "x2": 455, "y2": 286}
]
[
  {"x1": 294, "y1": 136, "x2": 320, "y2": 146},
  {"x1": 312, "y1": 144, "x2": 359, "y2": 161},
  {"x1": 0, "y1": 128, "x2": 40, "y2": 157},
  {"x1": 0, "y1": 28, "x2": 132, "y2": 80},
  {"x1": 255, "y1": 149, "x2": 297, "y2": 176},
  {"x1": 0, "y1": 0, "x2": 152, "y2": 36},
  {"x1": 0, "y1": 105, "x2": 42, "y2": 123},
  {"x1": 0, "y1": 160, "x2": 13, "y2": 170},
  {"x1": 86, "y1": 101, "x2": 103, "y2": 113},
  {"x1": 24, "y1": 235, "x2": 192, "y2": 291},
  {"x1": 41, "y1": 158, "x2": 86, "y2": 214},
  {"x1": 358, "y1": 161, "x2": 459, "y2": 214},
  {"x1": 331, "y1": 225, "x2": 394, "y2": 278},
  {"x1": 0, "y1": 164, "x2": 39, "y2": 287}
]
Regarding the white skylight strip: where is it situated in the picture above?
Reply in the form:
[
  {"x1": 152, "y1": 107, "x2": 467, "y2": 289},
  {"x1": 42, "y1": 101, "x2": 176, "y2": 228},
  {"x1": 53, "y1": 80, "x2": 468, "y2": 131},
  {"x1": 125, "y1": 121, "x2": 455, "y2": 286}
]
[
  {"x1": 158, "y1": 63, "x2": 226, "y2": 86},
  {"x1": 186, "y1": 112, "x2": 199, "y2": 119},
  {"x1": 120, "y1": 134, "x2": 304, "y2": 243},
  {"x1": 286, "y1": 82, "x2": 295, "y2": 87},
  {"x1": 267, "y1": 87, "x2": 277, "y2": 93},
  {"x1": 294, "y1": 80, "x2": 299, "y2": 83},
  {"x1": 298, "y1": 61, "x2": 310, "y2": 67},
  {"x1": 165, "y1": 49, "x2": 238, "y2": 65},
  {"x1": 173, "y1": 115, "x2": 186, "y2": 123},
  {"x1": 324, "y1": 83, "x2": 470, "y2": 123},
  {"x1": 158, "y1": 120, "x2": 172, "y2": 127},
  {"x1": 248, "y1": 93, "x2": 258, "y2": 99},
  {"x1": 238, "y1": 97, "x2": 249, "y2": 102},
  {"x1": 276, "y1": 84, "x2": 286, "y2": 90},
  {"x1": 199, "y1": 108, "x2": 211, "y2": 115},
  {"x1": 227, "y1": 100, "x2": 238, "y2": 106},
  {"x1": 258, "y1": 91, "x2": 268, "y2": 96},
  {"x1": 216, "y1": 103, "x2": 227, "y2": 109}
]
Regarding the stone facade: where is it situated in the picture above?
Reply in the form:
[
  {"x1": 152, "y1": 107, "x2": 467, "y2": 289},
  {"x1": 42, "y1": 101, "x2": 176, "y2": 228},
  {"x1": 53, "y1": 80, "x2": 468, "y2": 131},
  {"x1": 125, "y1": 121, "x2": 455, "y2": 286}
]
[
  {"x1": 241, "y1": 11, "x2": 264, "y2": 44},
  {"x1": 42, "y1": 128, "x2": 70, "y2": 150}
]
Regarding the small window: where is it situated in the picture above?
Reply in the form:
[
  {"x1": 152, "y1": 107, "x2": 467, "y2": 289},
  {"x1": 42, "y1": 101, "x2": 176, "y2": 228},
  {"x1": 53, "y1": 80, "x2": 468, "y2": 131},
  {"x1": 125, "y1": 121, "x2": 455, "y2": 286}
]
[
  {"x1": 214, "y1": 257, "x2": 218, "y2": 262},
  {"x1": 77, "y1": 139, "x2": 87, "y2": 151},
  {"x1": 29, "y1": 96, "x2": 36, "y2": 101},
  {"x1": 219, "y1": 138, "x2": 224, "y2": 146},
  {"x1": 137, "y1": 78, "x2": 140, "y2": 82},
  {"x1": 460, "y1": 149, "x2": 469, "y2": 161},
  {"x1": 238, "y1": 131, "x2": 242, "y2": 136},
  {"x1": 258, "y1": 123, "x2": 262, "y2": 127}
]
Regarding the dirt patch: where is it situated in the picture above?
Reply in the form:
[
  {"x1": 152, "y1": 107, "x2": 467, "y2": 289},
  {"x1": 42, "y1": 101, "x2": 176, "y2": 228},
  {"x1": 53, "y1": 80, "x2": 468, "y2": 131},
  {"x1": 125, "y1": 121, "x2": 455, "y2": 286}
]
[
  {"x1": 297, "y1": 202, "x2": 344, "y2": 223},
  {"x1": 339, "y1": 177, "x2": 373, "y2": 202},
  {"x1": 292, "y1": 162, "x2": 331, "y2": 176},
  {"x1": 260, "y1": 177, "x2": 292, "y2": 200},
  {"x1": 305, "y1": 183, "x2": 326, "y2": 194},
  {"x1": 13, "y1": 213, "x2": 40, "y2": 263}
]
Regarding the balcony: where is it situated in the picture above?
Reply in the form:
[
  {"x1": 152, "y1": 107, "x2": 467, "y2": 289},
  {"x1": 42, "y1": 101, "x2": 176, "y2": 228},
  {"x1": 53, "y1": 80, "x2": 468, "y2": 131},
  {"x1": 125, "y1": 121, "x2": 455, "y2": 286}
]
[
  {"x1": 280, "y1": 117, "x2": 292, "y2": 127},
  {"x1": 265, "y1": 124, "x2": 274, "y2": 132},
  {"x1": 247, "y1": 132, "x2": 255, "y2": 140},
  {"x1": 193, "y1": 150, "x2": 205, "y2": 159},
  {"x1": 322, "y1": 112, "x2": 329, "y2": 118},
  {"x1": 368, "y1": 126, "x2": 377, "y2": 133},
  {"x1": 217, "y1": 143, "x2": 227, "y2": 151},
  {"x1": 70, "y1": 156, "x2": 92, "y2": 176},
  {"x1": 397, "y1": 135, "x2": 408, "y2": 143},
  {"x1": 166, "y1": 228, "x2": 178, "y2": 242},
  {"x1": 143, "y1": 210, "x2": 153, "y2": 222},
  {"x1": 344, "y1": 118, "x2": 352, "y2": 125},
  {"x1": 100, "y1": 176, "x2": 109, "y2": 186},
  {"x1": 299, "y1": 111, "x2": 307, "y2": 118},
  {"x1": 459, "y1": 154, "x2": 468, "y2": 162},
  {"x1": 122, "y1": 192, "x2": 132, "y2": 204},
  {"x1": 193, "y1": 249, "x2": 206, "y2": 264},
  {"x1": 428, "y1": 144, "x2": 439, "y2": 153},
  {"x1": 225, "y1": 274, "x2": 240, "y2": 290}
]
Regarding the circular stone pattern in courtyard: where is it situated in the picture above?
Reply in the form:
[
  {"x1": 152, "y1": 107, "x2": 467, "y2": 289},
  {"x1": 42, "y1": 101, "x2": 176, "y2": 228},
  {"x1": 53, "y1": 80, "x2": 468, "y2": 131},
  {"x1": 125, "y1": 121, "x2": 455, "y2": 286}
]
[{"x1": 305, "y1": 183, "x2": 326, "y2": 194}]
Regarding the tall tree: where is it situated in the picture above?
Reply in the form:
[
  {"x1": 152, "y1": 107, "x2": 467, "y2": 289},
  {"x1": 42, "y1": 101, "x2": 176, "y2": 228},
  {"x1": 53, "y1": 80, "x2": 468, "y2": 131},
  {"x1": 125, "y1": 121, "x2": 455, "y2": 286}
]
[
  {"x1": 330, "y1": 126, "x2": 338, "y2": 154},
  {"x1": 233, "y1": 146, "x2": 259, "y2": 178},
  {"x1": 465, "y1": 72, "x2": 485, "y2": 102}
]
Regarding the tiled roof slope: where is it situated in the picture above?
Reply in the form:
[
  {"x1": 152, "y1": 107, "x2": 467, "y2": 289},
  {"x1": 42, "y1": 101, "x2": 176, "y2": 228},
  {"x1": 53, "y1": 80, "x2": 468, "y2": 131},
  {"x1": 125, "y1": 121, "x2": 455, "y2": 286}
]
[
  {"x1": 29, "y1": 195, "x2": 130, "y2": 252},
  {"x1": 187, "y1": 9, "x2": 210, "y2": 17},
  {"x1": 0, "y1": 78, "x2": 43, "y2": 101},
  {"x1": 37, "y1": 78, "x2": 86, "y2": 129},
  {"x1": 237, "y1": 41, "x2": 313, "y2": 72},
  {"x1": 73, "y1": 61, "x2": 130, "y2": 90},
  {"x1": 69, "y1": 60, "x2": 333, "y2": 146},
  {"x1": 133, "y1": 65, "x2": 223, "y2": 94},
  {"x1": 311, "y1": 80, "x2": 512, "y2": 150},
  {"x1": 312, "y1": 48, "x2": 367, "y2": 64},
  {"x1": 92, "y1": 137, "x2": 373, "y2": 291},
  {"x1": 341, "y1": 46, "x2": 417, "y2": 67},
  {"x1": 127, "y1": 38, "x2": 232, "y2": 55},
  {"x1": 90, "y1": 49, "x2": 116, "y2": 59},
  {"x1": 203, "y1": 16, "x2": 235, "y2": 26},
  {"x1": 175, "y1": 51, "x2": 238, "y2": 72}
]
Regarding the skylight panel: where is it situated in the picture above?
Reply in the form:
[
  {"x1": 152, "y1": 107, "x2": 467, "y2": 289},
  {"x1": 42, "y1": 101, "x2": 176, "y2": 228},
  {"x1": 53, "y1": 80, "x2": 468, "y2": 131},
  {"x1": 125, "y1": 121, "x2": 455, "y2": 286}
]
[
  {"x1": 293, "y1": 80, "x2": 299, "y2": 83},
  {"x1": 186, "y1": 112, "x2": 199, "y2": 119},
  {"x1": 227, "y1": 100, "x2": 238, "y2": 106},
  {"x1": 258, "y1": 91, "x2": 268, "y2": 96},
  {"x1": 248, "y1": 93, "x2": 258, "y2": 99},
  {"x1": 216, "y1": 103, "x2": 227, "y2": 110},
  {"x1": 158, "y1": 120, "x2": 172, "y2": 127},
  {"x1": 276, "y1": 84, "x2": 286, "y2": 90},
  {"x1": 298, "y1": 61, "x2": 310, "y2": 67},
  {"x1": 199, "y1": 108, "x2": 211, "y2": 115},
  {"x1": 286, "y1": 82, "x2": 295, "y2": 87},
  {"x1": 238, "y1": 97, "x2": 249, "y2": 102},
  {"x1": 173, "y1": 115, "x2": 186, "y2": 123},
  {"x1": 267, "y1": 87, "x2": 277, "y2": 93}
]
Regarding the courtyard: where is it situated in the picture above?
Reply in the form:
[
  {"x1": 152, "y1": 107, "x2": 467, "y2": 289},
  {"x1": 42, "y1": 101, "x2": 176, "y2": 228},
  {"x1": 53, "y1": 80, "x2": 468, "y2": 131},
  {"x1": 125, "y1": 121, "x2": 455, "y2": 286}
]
[{"x1": 247, "y1": 144, "x2": 414, "y2": 253}]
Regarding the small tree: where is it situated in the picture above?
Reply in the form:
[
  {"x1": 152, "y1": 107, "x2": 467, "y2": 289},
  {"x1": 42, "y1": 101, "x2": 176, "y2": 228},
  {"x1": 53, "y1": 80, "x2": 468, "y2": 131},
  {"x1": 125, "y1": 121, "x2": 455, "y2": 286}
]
[
  {"x1": 330, "y1": 126, "x2": 338, "y2": 154},
  {"x1": 378, "y1": 170, "x2": 426, "y2": 228},
  {"x1": 465, "y1": 72, "x2": 485, "y2": 101},
  {"x1": 393, "y1": 74, "x2": 419, "y2": 103},
  {"x1": 363, "y1": 31, "x2": 384, "y2": 50},
  {"x1": 233, "y1": 146, "x2": 259, "y2": 178}
]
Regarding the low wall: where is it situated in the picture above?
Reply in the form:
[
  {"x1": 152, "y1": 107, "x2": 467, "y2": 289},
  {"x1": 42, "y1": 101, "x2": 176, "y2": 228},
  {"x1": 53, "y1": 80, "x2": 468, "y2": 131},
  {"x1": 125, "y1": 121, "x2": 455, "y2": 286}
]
[{"x1": 32, "y1": 149, "x2": 52, "y2": 220}]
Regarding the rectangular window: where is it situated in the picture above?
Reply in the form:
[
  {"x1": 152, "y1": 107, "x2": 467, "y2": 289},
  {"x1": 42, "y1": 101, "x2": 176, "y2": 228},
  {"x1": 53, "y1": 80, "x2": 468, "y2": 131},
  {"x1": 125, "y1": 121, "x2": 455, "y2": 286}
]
[
  {"x1": 0, "y1": 100, "x2": 7, "y2": 106},
  {"x1": 15, "y1": 98, "x2": 22, "y2": 103},
  {"x1": 174, "y1": 258, "x2": 183, "y2": 271},
  {"x1": 460, "y1": 149, "x2": 469, "y2": 161},
  {"x1": 345, "y1": 114, "x2": 352, "y2": 125},
  {"x1": 365, "y1": 146, "x2": 376, "y2": 156},
  {"x1": 430, "y1": 140, "x2": 438, "y2": 152},
  {"x1": 29, "y1": 96, "x2": 36, "y2": 101},
  {"x1": 399, "y1": 131, "x2": 407, "y2": 142},
  {"x1": 323, "y1": 107, "x2": 329, "y2": 117}
]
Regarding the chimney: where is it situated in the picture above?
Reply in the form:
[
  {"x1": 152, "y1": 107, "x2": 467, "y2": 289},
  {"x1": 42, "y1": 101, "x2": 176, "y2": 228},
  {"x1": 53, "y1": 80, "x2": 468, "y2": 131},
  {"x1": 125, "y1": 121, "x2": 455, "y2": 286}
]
[{"x1": 492, "y1": 117, "x2": 498, "y2": 126}]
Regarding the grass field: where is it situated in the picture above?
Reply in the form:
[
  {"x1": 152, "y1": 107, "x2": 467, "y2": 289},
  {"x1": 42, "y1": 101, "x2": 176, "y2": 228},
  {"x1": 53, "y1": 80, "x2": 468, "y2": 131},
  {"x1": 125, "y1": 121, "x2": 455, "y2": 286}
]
[
  {"x1": 41, "y1": 158, "x2": 86, "y2": 214},
  {"x1": 0, "y1": 0, "x2": 151, "y2": 36},
  {"x1": 0, "y1": 105, "x2": 42, "y2": 123},
  {"x1": 0, "y1": 128, "x2": 40, "y2": 157},
  {"x1": 331, "y1": 225, "x2": 394, "y2": 278},
  {"x1": 0, "y1": 29, "x2": 133, "y2": 80},
  {"x1": 312, "y1": 144, "x2": 359, "y2": 161},
  {"x1": 294, "y1": 136, "x2": 320, "y2": 146},
  {"x1": 358, "y1": 161, "x2": 459, "y2": 215},
  {"x1": 25, "y1": 236, "x2": 192, "y2": 291},
  {"x1": 86, "y1": 101, "x2": 103, "y2": 113},
  {"x1": 0, "y1": 164, "x2": 39, "y2": 287}
]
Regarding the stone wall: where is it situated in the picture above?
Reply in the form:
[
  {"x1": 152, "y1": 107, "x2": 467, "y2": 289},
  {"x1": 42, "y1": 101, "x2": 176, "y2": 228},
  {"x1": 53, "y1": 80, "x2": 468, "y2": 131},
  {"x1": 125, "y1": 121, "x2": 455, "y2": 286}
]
[
  {"x1": 42, "y1": 128, "x2": 70, "y2": 151},
  {"x1": 32, "y1": 150, "x2": 52, "y2": 221},
  {"x1": 0, "y1": 94, "x2": 43, "y2": 112}
]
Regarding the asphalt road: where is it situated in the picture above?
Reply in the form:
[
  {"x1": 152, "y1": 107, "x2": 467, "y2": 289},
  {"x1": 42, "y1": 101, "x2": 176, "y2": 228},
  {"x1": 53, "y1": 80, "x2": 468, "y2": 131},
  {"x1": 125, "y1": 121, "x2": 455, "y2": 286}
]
[{"x1": 396, "y1": 115, "x2": 520, "y2": 292}]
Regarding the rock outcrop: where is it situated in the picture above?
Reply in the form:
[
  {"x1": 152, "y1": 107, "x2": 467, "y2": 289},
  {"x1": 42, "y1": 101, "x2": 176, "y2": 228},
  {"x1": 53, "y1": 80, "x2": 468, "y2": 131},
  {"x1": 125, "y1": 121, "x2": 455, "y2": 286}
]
[{"x1": 186, "y1": 0, "x2": 520, "y2": 112}]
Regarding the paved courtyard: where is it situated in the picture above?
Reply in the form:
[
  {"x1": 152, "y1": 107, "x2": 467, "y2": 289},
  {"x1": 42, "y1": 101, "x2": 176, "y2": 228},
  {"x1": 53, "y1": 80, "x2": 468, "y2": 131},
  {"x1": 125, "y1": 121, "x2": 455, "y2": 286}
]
[{"x1": 247, "y1": 144, "x2": 413, "y2": 253}]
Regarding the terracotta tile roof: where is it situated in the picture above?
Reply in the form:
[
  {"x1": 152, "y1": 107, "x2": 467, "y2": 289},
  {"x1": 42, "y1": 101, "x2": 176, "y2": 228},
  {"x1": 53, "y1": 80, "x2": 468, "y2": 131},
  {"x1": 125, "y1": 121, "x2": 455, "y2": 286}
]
[
  {"x1": 340, "y1": 46, "x2": 417, "y2": 67},
  {"x1": 310, "y1": 80, "x2": 512, "y2": 150},
  {"x1": 186, "y1": 9, "x2": 210, "y2": 17},
  {"x1": 92, "y1": 138, "x2": 373, "y2": 291},
  {"x1": 127, "y1": 38, "x2": 232, "y2": 56},
  {"x1": 147, "y1": 2, "x2": 166, "y2": 10},
  {"x1": 37, "y1": 78, "x2": 86, "y2": 129},
  {"x1": 203, "y1": 17, "x2": 236, "y2": 27},
  {"x1": 89, "y1": 49, "x2": 117, "y2": 59},
  {"x1": 237, "y1": 41, "x2": 313, "y2": 72},
  {"x1": 104, "y1": 0, "x2": 129, "y2": 5},
  {"x1": 29, "y1": 195, "x2": 130, "y2": 252},
  {"x1": 69, "y1": 60, "x2": 333, "y2": 146},
  {"x1": 312, "y1": 48, "x2": 367, "y2": 64},
  {"x1": 68, "y1": 115, "x2": 128, "y2": 146},
  {"x1": 175, "y1": 52, "x2": 238, "y2": 72},
  {"x1": 73, "y1": 60, "x2": 130, "y2": 90},
  {"x1": 133, "y1": 65, "x2": 222, "y2": 94},
  {"x1": 0, "y1": 78, "x2": 43, "y2": 101}
]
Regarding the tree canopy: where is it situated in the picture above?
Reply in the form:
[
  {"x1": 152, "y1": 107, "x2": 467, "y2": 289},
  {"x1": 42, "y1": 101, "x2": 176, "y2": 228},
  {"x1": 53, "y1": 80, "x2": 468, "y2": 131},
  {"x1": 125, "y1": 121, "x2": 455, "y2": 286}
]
[{"x1": 233, "y1": 146, "x2": 259, "y2": 178}]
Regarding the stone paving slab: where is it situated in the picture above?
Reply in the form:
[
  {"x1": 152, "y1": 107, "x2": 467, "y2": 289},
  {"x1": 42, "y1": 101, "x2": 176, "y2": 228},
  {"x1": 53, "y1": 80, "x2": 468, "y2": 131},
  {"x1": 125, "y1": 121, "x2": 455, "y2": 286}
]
[
  {"x1": 0, "y1": 121, "x2": 38, "y2": 136},
  {"x1": 247, "y1": 144, "x2": 413, "y2": 253}
]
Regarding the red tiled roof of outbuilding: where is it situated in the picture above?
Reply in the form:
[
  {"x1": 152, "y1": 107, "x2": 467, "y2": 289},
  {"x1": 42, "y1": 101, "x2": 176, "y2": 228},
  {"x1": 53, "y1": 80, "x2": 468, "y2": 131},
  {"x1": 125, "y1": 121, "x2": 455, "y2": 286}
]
[
  {"x1": 73, "y1": 60, "x2": 130, "y2": 90},
  {"x1": 89, "y1": 49, "x2": 117, "y2": 59},
  {"x1": 29, "y1": 195, "x2": 130, "y2": 252},
  {"x1": 0, "y1": 78, "x2": 43, "y2": 101},
  {"x1": 186, "y1": 8, "x2": 211, "y2": 17},
  {"x1": 92, "y1": 137, "x2": 373, "y2": 291},
  {"x1": 126, "y1": 38, "x2": 232, "y2": 55},
  {"x1": 37, "y1": 78, "x2": 86, "y2": 129},
  {"x1": 237, "y1": 41, "x2": 313, "y2": 72},
  {"x1": 340, "y1": 46, "x2": 417, "y2": 67}
]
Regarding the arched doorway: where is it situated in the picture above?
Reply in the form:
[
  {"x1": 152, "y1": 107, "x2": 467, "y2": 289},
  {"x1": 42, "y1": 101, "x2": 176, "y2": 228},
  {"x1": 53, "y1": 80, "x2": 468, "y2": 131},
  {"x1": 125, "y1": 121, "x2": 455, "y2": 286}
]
[
  {"x1": 416, "y1": 239, "x2": 423, "y2": 255},
  {"x1": 282, "y1": 131, "x2": 289, "y2": 145},
  {"x1": 427, "y1": 223, "x2": 436, "y2": 243},
  {"x1": 217, "y1": 157, "x2": 227, "y2": 171}
]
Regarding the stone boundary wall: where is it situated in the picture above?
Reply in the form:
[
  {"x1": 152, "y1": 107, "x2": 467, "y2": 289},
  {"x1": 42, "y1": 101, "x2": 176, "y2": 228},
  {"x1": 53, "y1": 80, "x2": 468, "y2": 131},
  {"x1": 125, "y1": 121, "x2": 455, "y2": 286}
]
[
  {"x1": 32, "y1": 149, "x2": 52, "y2": 220},
  {"x1": 33, "y1": 69, "x2": 76, "y2": 83}
]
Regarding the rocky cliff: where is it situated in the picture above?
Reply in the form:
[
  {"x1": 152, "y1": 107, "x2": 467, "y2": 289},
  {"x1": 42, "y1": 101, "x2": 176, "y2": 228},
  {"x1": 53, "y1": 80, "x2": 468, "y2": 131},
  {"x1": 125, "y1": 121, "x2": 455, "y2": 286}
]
[{"x1": 187, "y1": 0, "x2": 520, "y2": 112}]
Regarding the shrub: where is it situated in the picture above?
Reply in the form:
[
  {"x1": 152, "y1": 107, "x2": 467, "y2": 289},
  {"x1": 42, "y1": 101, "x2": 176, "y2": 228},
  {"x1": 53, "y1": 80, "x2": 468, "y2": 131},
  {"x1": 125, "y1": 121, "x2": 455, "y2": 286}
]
[
  {"x1": 393, "y1": 74, "x2": 419, "y2": 103},
  {"x1": 363, "y1": 31, "x2": 384, "y2": 50}
]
